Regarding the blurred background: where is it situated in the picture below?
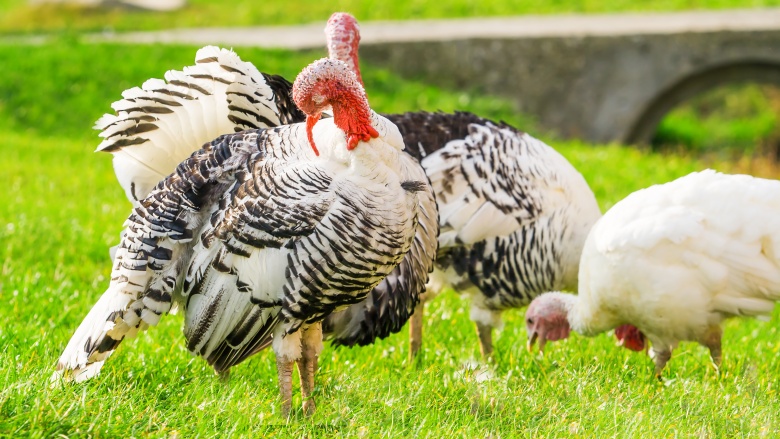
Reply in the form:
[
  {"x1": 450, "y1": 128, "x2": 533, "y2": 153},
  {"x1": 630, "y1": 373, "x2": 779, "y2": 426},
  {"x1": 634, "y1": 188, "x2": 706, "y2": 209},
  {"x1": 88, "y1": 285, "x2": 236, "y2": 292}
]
[
  {"x1": 0, "y1": 0, "x2": 778, "y2": 158},
  {"x1": 0, "y1": 0, "x2": 780, "y2": 158}
]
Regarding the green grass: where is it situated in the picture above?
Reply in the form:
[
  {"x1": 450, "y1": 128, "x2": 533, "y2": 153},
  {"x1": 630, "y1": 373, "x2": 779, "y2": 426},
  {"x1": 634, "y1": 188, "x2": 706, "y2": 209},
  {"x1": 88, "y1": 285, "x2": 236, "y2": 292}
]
[
  {"x1": 3, "y1": 39, "x2": 780, "y2": 437},
  {"x1": 654, "y1": 83, "x2": 780, "y2": 156},
  {"x1": 2, "y1": 0, "x2": 780, "y2": 34}
]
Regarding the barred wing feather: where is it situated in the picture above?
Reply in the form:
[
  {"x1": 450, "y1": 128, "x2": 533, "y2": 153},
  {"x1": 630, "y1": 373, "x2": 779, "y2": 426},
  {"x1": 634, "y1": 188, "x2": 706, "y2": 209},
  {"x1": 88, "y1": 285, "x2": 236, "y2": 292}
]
[{"x1": 53, "y1": 131, "x2": 255, "y2": 383}]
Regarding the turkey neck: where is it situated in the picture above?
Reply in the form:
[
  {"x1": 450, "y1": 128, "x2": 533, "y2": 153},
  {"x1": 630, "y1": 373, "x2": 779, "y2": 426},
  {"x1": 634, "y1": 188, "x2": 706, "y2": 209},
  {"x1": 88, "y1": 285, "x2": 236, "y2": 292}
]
[
  {"x1": 325, "y1": 14, "x2": 363, "y2": 86},
  {"x1": 310, "y1": 113, "x2": 402, "y2": 182},
  {"x1": 555, "y1": 292, "x2": 619, "y2": 338}
]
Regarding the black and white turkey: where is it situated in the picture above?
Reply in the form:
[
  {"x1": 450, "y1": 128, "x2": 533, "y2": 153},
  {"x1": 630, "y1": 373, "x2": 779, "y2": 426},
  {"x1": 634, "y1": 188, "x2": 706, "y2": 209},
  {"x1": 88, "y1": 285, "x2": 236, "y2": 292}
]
[
  {"x1": 320, "y1": 13, "x2": 602, "y2": 360},
  {"x1": 52, "y1": 58, "x2": 437, "y2": 417}
]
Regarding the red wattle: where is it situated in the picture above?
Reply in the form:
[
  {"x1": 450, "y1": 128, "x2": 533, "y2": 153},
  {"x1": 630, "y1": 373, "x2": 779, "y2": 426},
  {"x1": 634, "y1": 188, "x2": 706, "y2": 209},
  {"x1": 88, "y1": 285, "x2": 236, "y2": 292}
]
[
  {"x1": 347, "y1": 135, "x2": 360, "y2": 150},
  {"x1": 306, "y1": 114, "x2": 320, "y2": 156},
  {"x1": 614, "y1": 324, "x2": 646, "y2": 352}
]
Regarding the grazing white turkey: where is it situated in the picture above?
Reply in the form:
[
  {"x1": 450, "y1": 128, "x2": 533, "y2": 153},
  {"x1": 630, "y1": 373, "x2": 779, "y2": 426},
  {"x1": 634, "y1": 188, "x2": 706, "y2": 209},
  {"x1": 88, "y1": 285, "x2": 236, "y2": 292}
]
[
  {"x1": 525, "y1": 170, "x2": 780, "y2": 377},
  {"x1": 52, "y1": 58, "x2": 436, "y2": 417},
  {"x1": 319, "y1": 13, "x2": 602, "y2": 360}
]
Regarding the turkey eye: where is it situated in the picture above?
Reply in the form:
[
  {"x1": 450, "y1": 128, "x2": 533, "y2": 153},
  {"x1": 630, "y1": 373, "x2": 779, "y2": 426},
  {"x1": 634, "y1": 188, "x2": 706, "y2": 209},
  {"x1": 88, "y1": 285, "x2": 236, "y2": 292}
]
[{"x1": 526, "y1": 318, "x2": 534, "y2": 325}]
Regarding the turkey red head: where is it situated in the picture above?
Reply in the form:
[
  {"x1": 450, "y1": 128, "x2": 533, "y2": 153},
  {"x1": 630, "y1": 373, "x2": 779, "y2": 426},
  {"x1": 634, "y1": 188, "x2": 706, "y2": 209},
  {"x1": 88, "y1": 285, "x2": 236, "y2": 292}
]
[
  {"x1": 614, "y1": 324, "x2": 646, "y2": 352},
  {"x1": 525, "y1": 292, "x2": 573, "y2": 353},
  {"x1": 325, "y1": 12, "x2": 362, "y2": 86},
  {"x1": 292, "y1": 58, "x2": 378, "y2": 156}
]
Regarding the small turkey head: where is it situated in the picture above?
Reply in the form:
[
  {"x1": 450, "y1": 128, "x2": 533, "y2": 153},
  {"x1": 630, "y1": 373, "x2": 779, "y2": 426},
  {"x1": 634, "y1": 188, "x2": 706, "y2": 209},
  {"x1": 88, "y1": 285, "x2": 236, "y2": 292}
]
[
  {"x1": 325, "y1": 12, "x2": 363, "y2": 86},
  {"x1": 614, "y1": 324, "x2": 647, "y2": 352},
  {"x1": 525, "y1": 293, "x2": 572, "y2": 353},
  {"x1": 292, "y1": 58, "x2": 378, "y2": 156}
]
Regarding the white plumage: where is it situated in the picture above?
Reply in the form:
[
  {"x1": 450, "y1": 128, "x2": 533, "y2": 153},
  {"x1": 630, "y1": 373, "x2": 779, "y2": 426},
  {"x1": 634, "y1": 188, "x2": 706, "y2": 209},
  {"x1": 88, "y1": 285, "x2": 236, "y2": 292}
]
[{"x1": 526, "y1": 170, "x2": 780, "y2": 376}]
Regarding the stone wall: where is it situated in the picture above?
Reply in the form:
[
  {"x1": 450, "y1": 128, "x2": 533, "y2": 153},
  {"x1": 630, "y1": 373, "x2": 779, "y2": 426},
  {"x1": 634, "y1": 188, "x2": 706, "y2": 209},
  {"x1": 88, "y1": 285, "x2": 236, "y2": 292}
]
[{"x1": 360, "y1": 30, "x2": 780, "y2": 143}]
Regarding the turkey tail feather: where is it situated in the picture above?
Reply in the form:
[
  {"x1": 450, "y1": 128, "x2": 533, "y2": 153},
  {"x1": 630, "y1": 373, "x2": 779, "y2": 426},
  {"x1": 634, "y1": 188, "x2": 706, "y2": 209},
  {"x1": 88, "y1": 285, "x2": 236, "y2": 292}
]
[{"x1": 95, "y1": 46, "x2": 302, "y2": 205}]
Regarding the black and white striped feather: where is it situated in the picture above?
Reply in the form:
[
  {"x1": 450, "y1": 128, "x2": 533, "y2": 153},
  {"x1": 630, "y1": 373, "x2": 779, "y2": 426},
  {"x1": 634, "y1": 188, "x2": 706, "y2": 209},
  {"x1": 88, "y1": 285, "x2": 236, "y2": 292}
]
[
  {"x1": 54, "y1": 131, "x2": 252, "y2": 382},
  {"x1": 407, "y1": 112, "x2": 600, "y2": 310},
  {"x1": 56, "y1": 109, "x2": 433, "y2": 380},
  {"x1": 95, "y1": 45, "x2": 304, "y2": 205},
  {"x1": 325, "y1": 111, "x2": 601, "y2": 341},
  {"x1": 92, "y1": 46, "x2": 442, "y2": 351},
  {"x1": 322, "y1": 163, "x2": 438, "y2": 347}
]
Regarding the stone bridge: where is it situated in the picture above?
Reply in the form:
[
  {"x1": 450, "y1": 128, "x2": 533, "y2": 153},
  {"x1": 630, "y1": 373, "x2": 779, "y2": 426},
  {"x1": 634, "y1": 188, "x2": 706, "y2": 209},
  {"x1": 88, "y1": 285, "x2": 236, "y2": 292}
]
[{"x1": 95, "y1": 8, "x2": 780, "y2": 144}]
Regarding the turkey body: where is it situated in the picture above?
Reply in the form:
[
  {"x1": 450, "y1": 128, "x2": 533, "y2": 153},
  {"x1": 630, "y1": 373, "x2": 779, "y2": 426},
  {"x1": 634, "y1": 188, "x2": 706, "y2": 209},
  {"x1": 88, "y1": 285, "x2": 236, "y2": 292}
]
[
  {"x1": 579, "y1": 170, "x2": 780, "y2": 353},
  {"x1": 527, "y1": 170, "x2": 780, "y2": 376},
  {"x1": 345, "y1": 111, "x2": 601, "y2": 357}
]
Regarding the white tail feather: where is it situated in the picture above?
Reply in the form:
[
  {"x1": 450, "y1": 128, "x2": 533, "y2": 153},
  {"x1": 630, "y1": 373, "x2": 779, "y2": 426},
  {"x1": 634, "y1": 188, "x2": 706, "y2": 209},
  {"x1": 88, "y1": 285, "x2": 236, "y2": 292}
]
[{"x1": 95, "y1": 45, "x2": 287, "y2": 205}]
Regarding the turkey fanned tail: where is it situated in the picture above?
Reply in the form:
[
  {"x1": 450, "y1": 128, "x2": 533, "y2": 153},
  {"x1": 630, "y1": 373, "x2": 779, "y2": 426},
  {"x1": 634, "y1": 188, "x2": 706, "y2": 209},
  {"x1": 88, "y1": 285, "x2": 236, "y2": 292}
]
[
  {"x1": 94, "y1": 45, "x2": 303, "y2": 205},
  {"x1": 52, "y1": 132, "x2": 256, "y2": 383}
]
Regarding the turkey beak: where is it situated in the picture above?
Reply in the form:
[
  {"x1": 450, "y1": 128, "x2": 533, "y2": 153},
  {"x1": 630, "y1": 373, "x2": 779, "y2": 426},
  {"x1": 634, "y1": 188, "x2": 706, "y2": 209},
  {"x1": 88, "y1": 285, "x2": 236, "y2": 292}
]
[
  {"x1": 306, "y1": 113, "x2": 321, "y2": 156},
  {"x1": 526, "y1": 332, "x2": 538, "y2": 353},
  {"x1": 527, "y1": 330, "x2": 546, "y2": 354}
]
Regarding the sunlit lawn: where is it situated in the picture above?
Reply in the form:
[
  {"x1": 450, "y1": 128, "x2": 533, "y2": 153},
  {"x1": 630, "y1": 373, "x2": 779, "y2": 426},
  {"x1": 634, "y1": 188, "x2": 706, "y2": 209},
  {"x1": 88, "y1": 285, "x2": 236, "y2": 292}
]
[{"x1": 2, "y1": 38, "x2": 780, "y2": 437}]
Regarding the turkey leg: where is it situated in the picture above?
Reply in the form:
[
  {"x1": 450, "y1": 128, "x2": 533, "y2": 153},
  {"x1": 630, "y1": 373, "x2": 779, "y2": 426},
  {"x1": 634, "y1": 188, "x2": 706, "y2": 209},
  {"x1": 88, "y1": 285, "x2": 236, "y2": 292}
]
[
  {"x1": 650, "y1": 346, "x2": 672, "y2": 379},
  {"x1": 276, "y1": 356, "x2": 294, "y2": 417},
  {"x1": 476, "y1": 322, "x2": 494, "y2": 361},
  {"x1": 701, "y1": 325, "x2": 723, "y2": 371},
  {"x1": 298, "y1": 322, "x2": 323, "y2": 416},
  {"x1": 409, "y1": 300, "x2": 426, "y2": 360}
]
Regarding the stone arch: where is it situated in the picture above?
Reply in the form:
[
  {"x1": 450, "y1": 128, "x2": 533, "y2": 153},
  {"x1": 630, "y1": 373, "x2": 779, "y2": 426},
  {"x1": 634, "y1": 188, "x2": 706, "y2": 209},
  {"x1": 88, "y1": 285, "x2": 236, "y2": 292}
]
[{"x1": 624, "y1": 60, "x2": 780, "y2": 145}]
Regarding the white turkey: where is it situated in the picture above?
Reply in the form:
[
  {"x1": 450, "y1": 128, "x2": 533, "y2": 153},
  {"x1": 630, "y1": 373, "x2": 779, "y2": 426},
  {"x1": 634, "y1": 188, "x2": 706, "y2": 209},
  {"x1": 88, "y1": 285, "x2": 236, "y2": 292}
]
[
  {"x1": 52, "y1": 57, "x2": 437, "y2": 417},
  {"x1": 525, "y1": 170, "x2": 780, "y2": 377},
  {"x1": 320, "y1": 13, "x2": 602, "y2": 360}
]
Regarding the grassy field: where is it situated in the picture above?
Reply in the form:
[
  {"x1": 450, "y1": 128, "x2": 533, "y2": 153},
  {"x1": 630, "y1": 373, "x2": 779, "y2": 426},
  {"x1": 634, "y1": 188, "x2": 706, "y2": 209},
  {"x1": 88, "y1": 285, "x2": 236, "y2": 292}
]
[
  {"x1": 655, "y1": 83, "x2": 780, "y2": 156},
  {"x1": 2, "y1": 38, "x2": 780, "y2": 437},
  {"x1": 2, "y1": 0, "x2": 780, "y2": 34}
]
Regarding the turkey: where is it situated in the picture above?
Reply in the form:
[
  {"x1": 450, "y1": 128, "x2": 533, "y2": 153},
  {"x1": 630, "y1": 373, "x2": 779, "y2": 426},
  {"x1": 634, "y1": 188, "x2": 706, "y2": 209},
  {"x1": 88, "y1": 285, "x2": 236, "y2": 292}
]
[
  {"x1": 525, "y1": 170, "x2": 780, "y2": 377},
  {"x1": 52, "y1": 57, "x2": 436, "y2": 417},
  {"x1": 320, "y1": 13, "x2": 602, "y2": 360}
]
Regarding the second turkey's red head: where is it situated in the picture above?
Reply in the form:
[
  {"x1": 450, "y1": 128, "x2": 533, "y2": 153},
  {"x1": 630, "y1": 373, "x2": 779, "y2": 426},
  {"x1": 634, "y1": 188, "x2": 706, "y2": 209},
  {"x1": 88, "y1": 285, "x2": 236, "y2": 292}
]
[
  {"x1": 292, "y1": 58, "x2": 378, "y2": 156},
  {"x1": 525, "y1": 293, "x2": 573, "y2": 353},
  {"x1": 614, "y1": 324, "x2": 646, "y2": 352},
  {"x1": 325, "y1": 12, "x2": 362, "y2": 86}
]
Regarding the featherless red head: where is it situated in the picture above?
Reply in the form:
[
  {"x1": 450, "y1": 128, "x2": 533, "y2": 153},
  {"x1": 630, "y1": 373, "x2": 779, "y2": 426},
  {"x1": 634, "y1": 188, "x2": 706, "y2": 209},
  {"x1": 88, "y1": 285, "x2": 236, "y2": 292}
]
[
  {"x1": 291, "y1": 58, "x2": 378, "y2": 156},
  {"x1": 325, "y1": 12, "x2": 363, "y2": 86}
]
